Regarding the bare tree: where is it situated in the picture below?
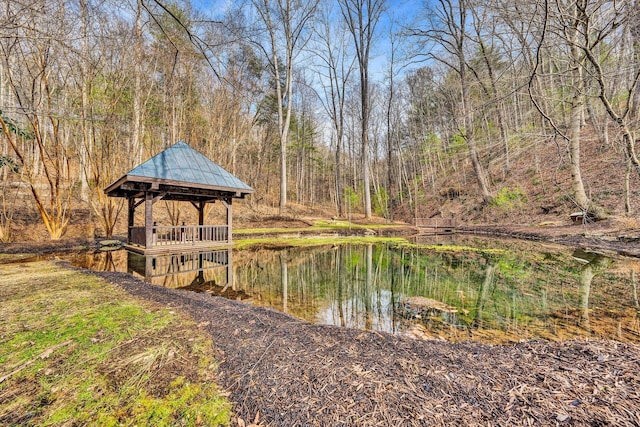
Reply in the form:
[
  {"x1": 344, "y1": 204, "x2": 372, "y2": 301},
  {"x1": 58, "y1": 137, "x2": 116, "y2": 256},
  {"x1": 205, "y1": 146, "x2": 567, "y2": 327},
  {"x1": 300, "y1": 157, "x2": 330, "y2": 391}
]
[
  {"x1": 0, "y1": 155, "x2": 18, "y2": 242},
  {"x1": 468, "y1": 2, "x2": 511, "y2": 175},
  {"x1": 338, "y1": 0, "x2": 386, "y2": 218},
  {"x1": 249, "y1": 0, "x2": 319, "y2": 214},
  {"x1": 564, "y1": 0, "x2": 591, "y2": 212},
  {"x1": 412, "y1": 0, "x2": 493, "y2": 203},
  {"x1": 0, "y1": 0, "x2": 76, "y2": 239},
  {"x1": 313, "y1": 3, "x2": 355, "y2": 217},
  {"x1": 382, "y1": 16, "x2": 412, "y2": 219},
  {"x1": 384, "y1": 20, "x2": 399, "y2": 219},
  {"x1": 576, "y1": 0, "x2": 640, "y2": 185},
  {"x1": 526, "y1": 0, "x2": 598, "y2": 214},
  {"x1": 132, "y1": 0, "x2": 146, "y2": 165}
]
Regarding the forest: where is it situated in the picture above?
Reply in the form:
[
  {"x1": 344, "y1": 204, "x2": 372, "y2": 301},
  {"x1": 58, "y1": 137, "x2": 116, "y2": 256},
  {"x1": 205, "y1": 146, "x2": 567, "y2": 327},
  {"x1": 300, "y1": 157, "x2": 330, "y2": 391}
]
[{"x1": 1, "y1": 0, "x2": 640, "y2": 241}]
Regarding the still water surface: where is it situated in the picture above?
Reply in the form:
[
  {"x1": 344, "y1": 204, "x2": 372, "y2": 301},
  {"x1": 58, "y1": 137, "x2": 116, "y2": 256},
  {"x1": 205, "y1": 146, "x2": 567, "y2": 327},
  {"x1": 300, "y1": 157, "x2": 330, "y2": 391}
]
[{"x1": 65, "y1": 236, "x2": 640, "y2": 344}]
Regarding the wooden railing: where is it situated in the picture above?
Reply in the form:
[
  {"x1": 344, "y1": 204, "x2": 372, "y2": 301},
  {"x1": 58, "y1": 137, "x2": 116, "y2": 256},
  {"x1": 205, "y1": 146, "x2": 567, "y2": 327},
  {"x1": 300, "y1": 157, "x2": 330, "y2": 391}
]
[
  {"x1": 129, "y1": 225, "x2": 229, "y2": 247},
  {"x1": 415, "y1": 218, "x2": 457, "y2": 229}
]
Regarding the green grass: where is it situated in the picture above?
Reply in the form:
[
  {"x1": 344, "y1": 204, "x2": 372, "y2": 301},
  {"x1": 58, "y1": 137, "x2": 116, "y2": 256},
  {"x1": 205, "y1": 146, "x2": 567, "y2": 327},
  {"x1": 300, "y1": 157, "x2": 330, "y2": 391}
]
[
  {"x1": 399, "y1": 243, "x2": 508, "y2": 255},
  {"x1": 234, "y1": 235, "x2": 408, "y2": 250},
  {"x1": 233, "y1": 219, "x2": 407, "y2": 235},
  {"x1": 0, "y1": 261, "x2": 230, "y2": 426},
  {"x1": 490, "y1": 186, "x2": 528, "y2": 209}
]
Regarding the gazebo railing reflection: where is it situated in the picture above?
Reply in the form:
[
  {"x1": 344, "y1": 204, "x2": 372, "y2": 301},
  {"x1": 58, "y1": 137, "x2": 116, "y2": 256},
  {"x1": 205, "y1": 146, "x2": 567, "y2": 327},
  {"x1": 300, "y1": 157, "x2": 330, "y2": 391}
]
[{"x1": 127, "y1": 248, "x2": 233, "y2": 287}]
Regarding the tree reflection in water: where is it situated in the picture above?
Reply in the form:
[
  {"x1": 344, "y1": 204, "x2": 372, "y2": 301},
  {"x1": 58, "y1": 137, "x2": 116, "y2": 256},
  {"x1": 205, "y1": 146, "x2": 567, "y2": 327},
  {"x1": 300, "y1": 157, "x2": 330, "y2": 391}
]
[
  {"x1": 573, "y1": 249, "x2": 614, "y2": 331},
  {"x1": 64, "y1": 241, "x2": 640, "y2": 344}
]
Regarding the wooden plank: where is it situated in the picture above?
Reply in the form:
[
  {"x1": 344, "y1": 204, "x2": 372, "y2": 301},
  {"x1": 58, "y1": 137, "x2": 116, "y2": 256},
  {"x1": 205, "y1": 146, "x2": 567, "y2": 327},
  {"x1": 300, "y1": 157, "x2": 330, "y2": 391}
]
[{"x1": 129, "y1": 241, "x2": 233, "y2": 255}]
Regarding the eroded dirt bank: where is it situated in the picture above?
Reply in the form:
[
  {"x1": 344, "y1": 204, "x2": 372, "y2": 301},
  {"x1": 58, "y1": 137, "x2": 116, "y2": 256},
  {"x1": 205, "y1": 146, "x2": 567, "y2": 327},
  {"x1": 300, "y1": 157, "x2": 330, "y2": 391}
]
[{"x1": 92, "y1": 268, "x2": 640, "y2": 426}]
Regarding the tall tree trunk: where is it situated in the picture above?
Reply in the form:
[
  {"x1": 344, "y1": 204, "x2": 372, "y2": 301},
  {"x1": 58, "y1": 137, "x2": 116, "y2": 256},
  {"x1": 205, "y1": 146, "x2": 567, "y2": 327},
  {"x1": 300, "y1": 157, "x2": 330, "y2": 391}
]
[
  {"x1": 568, "y1": 76, "x2": 589, "y2": 210},
  {"x1": 335, "y1": 134, "x2": 343, "y2": 216},
  {"x1": 132, "y1": 0, "x2": 144, "y2": 165},
  {"x1": 386, "y1": 33, "x2": 396, "y2": 218},
  {"x1": 79, "y1": 0, "x2": 90, "y2": 202},
  {"x1": 359, "y1": 22, "x2": 372, "y2": 219},
  {"x1": 339, "y1": 0, "x2": 385, "y2": 219},
  {"x1": 568, "y1": 7, "x2": 590, "y2": 210},
  {"x1": 315, "y1": 5, "x2": 353, "y2": 217},
  {"x1": 458, "y1": 31, "x2": 492, "y2": 202},
  {"x1": 252, "y1": 0, "x2": 319, "y2": 215}
]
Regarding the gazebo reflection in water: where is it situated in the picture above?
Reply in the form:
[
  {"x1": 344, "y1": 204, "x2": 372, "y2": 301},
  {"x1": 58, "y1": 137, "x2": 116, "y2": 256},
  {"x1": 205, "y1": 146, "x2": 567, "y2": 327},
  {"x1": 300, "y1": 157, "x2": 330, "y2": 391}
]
[{"x1": 126, "y1": 248, "x2": 244, "y2": 298}]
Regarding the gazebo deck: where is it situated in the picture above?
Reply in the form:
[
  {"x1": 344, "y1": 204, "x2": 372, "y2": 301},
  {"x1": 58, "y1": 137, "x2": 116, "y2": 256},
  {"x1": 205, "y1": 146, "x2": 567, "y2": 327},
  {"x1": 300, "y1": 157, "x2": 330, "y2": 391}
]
[{"x1": 127, "y1": 225, "x2": 232, "y2": 254}]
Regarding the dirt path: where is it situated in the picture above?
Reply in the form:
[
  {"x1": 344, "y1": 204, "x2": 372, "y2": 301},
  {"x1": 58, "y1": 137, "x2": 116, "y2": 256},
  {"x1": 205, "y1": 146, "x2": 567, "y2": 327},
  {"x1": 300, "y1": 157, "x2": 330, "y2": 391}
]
[{"x1": 92, "y1": 269, "x2": 640, "y2": 426}]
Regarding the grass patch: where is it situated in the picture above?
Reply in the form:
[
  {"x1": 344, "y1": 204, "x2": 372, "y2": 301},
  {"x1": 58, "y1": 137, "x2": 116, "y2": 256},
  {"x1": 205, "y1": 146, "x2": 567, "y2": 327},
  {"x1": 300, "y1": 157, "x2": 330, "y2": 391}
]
[
  {"x1": 401, "y1": 243, "x2": 508, "y2": 255},
  {"x1": 234, "y1": 220, "x2": 406, "y2": 235},
  {"x1": 0, "y1": 261, "x2": 230, "y2": 426},
  {"x1": 234, "y1": 235, "x2": 408, "y2": 250}
]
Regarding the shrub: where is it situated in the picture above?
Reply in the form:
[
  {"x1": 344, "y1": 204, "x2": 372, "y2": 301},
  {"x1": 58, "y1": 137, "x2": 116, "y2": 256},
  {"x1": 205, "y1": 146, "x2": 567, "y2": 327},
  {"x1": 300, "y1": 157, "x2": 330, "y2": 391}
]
[{"x1": 491, "y1": 186, "x2": 527, "y2": 209}]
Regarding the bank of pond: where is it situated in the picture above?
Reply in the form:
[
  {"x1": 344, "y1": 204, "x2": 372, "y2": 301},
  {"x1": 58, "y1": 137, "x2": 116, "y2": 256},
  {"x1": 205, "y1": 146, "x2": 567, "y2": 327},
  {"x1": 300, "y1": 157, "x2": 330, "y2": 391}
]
[{"x1": 62, "y1": 235, "x2": 640, "y2": 345}]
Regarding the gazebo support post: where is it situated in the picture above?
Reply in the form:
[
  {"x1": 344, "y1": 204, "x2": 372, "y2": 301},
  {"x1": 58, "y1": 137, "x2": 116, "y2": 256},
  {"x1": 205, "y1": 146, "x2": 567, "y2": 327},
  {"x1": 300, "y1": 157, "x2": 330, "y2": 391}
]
[
  {"x1": 145, "y1": 192, "x2": 153, "y2": 248},
  {"x1": 128, "y1": 198, "x2": 135, "y2": 243},
  {"x1": 222, "y1": 198, "x2": 232, "y2": 243},
  {"x1": 198, "y1": 202, "x2": 205, "y2": 241}
]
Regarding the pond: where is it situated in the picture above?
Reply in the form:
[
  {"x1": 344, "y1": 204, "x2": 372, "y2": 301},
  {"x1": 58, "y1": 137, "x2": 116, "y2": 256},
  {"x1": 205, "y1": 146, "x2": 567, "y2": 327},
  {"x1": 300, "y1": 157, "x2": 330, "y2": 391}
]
[{"x1": 64, "y1": 235, "x2": 640, "y2": 344}]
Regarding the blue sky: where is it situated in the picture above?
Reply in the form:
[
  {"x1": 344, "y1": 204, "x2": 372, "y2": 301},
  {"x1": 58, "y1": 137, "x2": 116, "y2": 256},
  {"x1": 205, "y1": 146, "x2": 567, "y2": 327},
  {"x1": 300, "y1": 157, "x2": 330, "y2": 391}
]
[{"x1": 190, "y1": 0, "x2": 423, "y2": 69}]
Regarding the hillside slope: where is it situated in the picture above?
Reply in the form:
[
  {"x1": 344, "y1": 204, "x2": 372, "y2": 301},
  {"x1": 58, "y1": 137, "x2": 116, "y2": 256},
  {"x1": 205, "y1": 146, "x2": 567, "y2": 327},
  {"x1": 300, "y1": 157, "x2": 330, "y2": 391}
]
[{"x1": 411, "y1": 126, "x2": 639, "y2": 226}]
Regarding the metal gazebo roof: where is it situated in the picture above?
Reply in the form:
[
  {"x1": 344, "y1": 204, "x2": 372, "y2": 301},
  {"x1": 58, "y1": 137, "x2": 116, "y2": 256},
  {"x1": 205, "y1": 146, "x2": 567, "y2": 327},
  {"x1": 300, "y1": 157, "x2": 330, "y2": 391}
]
[{"x1": 104, "y1": 141, "x2": 253, "y2": 202}]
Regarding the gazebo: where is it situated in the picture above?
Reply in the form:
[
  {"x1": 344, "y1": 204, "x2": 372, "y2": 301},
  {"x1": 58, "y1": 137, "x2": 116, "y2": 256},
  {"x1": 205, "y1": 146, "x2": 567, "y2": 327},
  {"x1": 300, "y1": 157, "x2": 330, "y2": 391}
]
[{"x1": 105, "y1": 141, "x2": 253, "y2": 253}]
